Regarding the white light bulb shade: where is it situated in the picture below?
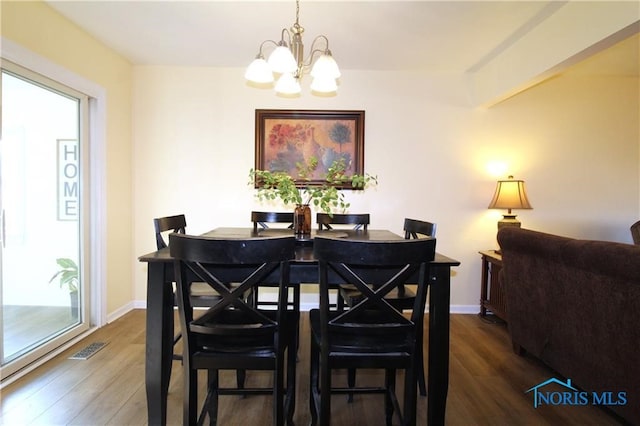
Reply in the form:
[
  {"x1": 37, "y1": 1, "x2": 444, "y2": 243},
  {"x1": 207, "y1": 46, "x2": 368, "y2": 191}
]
[
  {"x1": 268, "y1": 46, "x2": 297, "y2": 74},
  {"x1": 310, "y1": 76, "x2": 337, "y2": 93},
  {"x1": 310, "y1": 54, "x2": 341, "y2": 79},
  {"x1": 244, "y1": 57, "x2": 274, "y2": 84},
  {"x1": 274, "y1": 73, "x2": 301, "y2": 95}
]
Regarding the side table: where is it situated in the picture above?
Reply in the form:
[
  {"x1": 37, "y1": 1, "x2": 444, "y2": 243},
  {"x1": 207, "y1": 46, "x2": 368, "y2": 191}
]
[{"x1": 479, "y1": 250, "x2": 507, "y2": 322}]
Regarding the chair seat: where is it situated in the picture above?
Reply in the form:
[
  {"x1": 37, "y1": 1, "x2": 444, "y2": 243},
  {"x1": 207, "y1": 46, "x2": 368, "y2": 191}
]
[{"x1": 310, "y1": 309, "x2": 413, "y2": 356}]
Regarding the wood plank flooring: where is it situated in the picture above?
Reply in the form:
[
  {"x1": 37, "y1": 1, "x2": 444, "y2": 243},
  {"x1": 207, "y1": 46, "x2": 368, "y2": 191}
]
[{"x1": 0, "y1": 310, "x2": 625, "y2": 425}]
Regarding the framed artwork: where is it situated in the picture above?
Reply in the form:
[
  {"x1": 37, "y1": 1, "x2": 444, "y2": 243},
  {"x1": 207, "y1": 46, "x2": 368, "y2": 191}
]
[{"x1": 255, "y1": 109, "x2": 365, "y2": 188}]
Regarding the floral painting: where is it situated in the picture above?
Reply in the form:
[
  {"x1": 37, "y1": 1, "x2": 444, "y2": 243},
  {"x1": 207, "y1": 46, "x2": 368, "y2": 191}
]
[{"x1": 255, "y1": 110, "x2": 365, "y2": 186}]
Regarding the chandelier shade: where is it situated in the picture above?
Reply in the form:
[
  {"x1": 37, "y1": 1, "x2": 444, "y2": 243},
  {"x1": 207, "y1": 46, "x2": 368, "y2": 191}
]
[
  {"x1": 310, "y1": 75, "x2": 338, "y2": 93},
  {"x1": 310, "y1": 53, "x2": 341, "y2": 79},
  {"x1": 244, "y1": 56, "x2": 274, "y2": 84},
  {"x1": 267, "y1": 45, "x2": 298, "y2": 74},
  {"x1": 245, "y1": 0, "x2": 340, "y2": 96},
  {"x1": 274, "y1": 72, "x2": 302, "y2": 95}
]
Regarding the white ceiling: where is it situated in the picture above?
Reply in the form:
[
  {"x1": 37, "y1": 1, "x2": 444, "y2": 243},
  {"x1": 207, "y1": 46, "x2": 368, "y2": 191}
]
[{"x1": 46, "y1": 0, "x2": 638, "y2": 76}]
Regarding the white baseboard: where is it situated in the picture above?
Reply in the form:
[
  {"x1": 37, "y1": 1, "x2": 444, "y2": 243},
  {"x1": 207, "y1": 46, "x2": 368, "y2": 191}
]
[
  {"x1": 106, "y1": 301, "x2": 138, "y2": 323},
  {"x1": 449, "y1": 305, "x2": 482, "y2": 314}
]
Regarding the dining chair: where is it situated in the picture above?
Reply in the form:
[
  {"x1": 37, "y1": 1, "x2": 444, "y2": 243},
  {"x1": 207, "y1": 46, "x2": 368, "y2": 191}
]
[
  {"x1": 251, "y1": 211, "x2": 294, "y2": 232},
  {"x1": 154, "y1": 214, "x2": 224, "y2": 306},
  {"x1": 316, "y1": 212, "x2": 370, "y2": 231},
  {"x1": 316, "y1": 212, "x2": 371, "y2": 312},
  {"x1": 154, "y1": 214, "x2": 186, "y2": 250},
  {"x1": 631, "y1": 220, "x2": 640, "y2": 245},
  {"x1": 401, "y1": 218, "x2": 436, "y2": 396},
  {"x1": 154, "y1": 214, "x2": 221, "y2": 363},
  {"x1": 340, "y1": 217, "x2": 436, "y2": 397},
  {"x1": 403, "y1": 217, "x2": 437, "y2": 240},
  {"x1": 309, "y1": 236, "x2": 436, "y2": 426},
  {"x1": 170, "y1": 233, "x2": 298, "y2": 425},
  {"x1": 250, "y1": 211, "x2": 298, "y2": 310}
]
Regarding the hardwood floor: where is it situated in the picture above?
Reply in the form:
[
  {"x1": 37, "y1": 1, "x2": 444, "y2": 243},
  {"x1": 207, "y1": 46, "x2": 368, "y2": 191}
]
[{"x1": 0, "y1": 310, "x2": 624, "y2": 425}]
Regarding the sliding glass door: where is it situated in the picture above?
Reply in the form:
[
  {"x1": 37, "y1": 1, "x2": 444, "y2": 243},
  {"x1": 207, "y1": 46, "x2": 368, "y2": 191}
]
[{"x1": 0, "y1": 61, "x2": 90, "y2": 380}]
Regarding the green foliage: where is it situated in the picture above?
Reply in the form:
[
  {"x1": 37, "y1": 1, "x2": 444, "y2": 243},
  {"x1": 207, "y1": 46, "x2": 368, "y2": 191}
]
[
  {"x1": 49, "y1": 258, "x2": 79, "y2": 293},
  {"x1": 249, "y1": 157, "x2": 377, "y2": 215}
]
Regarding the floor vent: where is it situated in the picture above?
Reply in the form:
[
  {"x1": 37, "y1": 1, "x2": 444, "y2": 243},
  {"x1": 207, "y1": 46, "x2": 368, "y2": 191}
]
[{"x1": 69, "y1": 342, "x2": 108, "y2": 360}]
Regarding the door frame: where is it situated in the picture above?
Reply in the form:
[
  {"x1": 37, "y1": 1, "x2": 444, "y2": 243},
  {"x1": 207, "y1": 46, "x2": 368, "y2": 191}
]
[{"x1": 0, "y1": 38, "x2": 107, "y2": 384}]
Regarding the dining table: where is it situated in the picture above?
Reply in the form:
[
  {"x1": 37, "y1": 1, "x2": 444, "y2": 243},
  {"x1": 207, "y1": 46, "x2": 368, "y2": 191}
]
[{"x1": 138, "y1": 227, "x2": 460, "y2": 425}]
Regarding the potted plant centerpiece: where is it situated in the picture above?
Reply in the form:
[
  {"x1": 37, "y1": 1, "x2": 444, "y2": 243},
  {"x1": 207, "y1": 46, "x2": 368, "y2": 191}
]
[
  {"x1": 249, "y1": 156, "x2": 376, "y2": 235},
  {"x1": 49, "y1": 257, "x2": 80, "y2": 319}
]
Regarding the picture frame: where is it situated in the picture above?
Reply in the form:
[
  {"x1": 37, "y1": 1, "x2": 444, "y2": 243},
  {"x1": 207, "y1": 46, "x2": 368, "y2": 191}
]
[{"x1": 255, "y1": 109, "x2": 365, "y2": 188}]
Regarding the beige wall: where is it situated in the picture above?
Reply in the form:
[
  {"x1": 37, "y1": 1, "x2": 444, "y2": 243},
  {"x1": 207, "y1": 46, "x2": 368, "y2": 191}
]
[
  {"x1": 3, "y1": 1, "x2": 638, "y2": 313},
  {"x1": 1, "y1": 1, "x2": 133, "y2": 316},
  {"x1": 131, "y1": 63, "x2": 638, "y2": 309}
]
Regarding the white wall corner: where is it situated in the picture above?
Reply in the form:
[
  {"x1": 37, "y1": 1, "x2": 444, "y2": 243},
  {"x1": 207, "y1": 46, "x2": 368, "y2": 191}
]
[{"x1": 467, "y1": 3, "x2": 640, "y2": 108}]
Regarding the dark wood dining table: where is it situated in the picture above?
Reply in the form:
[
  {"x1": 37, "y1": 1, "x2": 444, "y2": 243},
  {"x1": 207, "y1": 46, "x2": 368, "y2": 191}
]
[{"x1": 138, "y1": 227, "x2": 460, "y2": 425}]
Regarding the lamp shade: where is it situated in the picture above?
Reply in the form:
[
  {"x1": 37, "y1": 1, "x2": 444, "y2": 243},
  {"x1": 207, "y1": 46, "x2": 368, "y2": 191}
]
[{"x1": 488, "y1": 176, "x2": 532, "y2": 212}]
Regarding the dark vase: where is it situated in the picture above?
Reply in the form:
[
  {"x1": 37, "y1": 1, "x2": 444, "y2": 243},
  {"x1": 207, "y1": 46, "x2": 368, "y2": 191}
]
[{"x1": 293, "y1": 204, "x2": 311, "y2": 235}]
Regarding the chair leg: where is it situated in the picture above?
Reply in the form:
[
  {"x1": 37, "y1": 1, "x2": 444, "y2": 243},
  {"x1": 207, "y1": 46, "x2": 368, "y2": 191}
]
[
  {"x1": 184, "y1": 365, "x2": 198, "y2": 426},
  {"x1": 347, "y1": 368, "x2": 356, "y2": 402},
  {"x1": 274, "y1": 351, "x2": 285, "y2": 426},
  {"x1": 236, "y1": 369, "x2": 246, "y2": 391},
  {"x1": 384, "y1": 369, "x2": 395, "y2": 426},
  {"x1": 417, "y1": 350, "x2": 426, "y2": 397},
  {"x1": 203, "y1": 369, "x2": 218, "y2": 426},
  {"x1": 403, "y1": 362, "x2": 418, "y2": 426},
  {"x1": 319, "y1": 351, "x2": 331, "y2": 426},
  {"x1": 336, "y1": 292, "x2": 345, "y2": 311},
  {"x1": 416, "y1": 316, "x2": 426, "y2": 396},
  {"x1": 172, "y1": 331, "x2": 184, "y2": 362},
  {"x1": 309, "y1": 337, "x2": 319, "y2": 425},
  {"x1": 286, "y1": 322, "x2": 297, "y2": 424}
]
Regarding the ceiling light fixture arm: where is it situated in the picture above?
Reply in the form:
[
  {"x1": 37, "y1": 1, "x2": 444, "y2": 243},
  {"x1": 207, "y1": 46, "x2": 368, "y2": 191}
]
[
  {"x1": 306, "y1": 35, "x2": 332, "y2": 62},
  {"x1": 253, "y1": 39, "x2": 280, "y2": 60}
]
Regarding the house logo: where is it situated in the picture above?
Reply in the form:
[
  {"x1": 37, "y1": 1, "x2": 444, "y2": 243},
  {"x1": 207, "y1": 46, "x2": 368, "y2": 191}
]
[{"x1": 526, "y1": 377, "x2": 627, "y2": 409}]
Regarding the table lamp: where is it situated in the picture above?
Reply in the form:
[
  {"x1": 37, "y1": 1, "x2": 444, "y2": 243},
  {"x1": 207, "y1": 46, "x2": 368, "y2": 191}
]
[{"x1": 488, "y1": 175, "x2": 532, "y2": 230}]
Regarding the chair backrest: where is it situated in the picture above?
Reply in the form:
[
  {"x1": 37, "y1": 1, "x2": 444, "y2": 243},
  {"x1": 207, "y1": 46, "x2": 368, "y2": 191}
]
[
  {"x1": 313, "y1": 237, "x2": 435, "y2": 345},
  {"x1": 154, "y1": 214, "x2": 187, "y2": 249},
  {"x1": 631, "y1": 220, "x2": 640, "y2": 245},
  {"x1": 251, "y1": 211, "x2": 294, "y2": 232},
  {"x1": 316, "y1": 213, "x2": 370, "y2": 231},
  {"x1": 170, "y1": 233, "x2": 296, "y2": 347},
  {"x1": 403, "y1": 218, "x2": 436, "y2": 239}
]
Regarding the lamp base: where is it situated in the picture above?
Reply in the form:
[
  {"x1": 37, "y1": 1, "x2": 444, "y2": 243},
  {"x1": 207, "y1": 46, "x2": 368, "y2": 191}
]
[
  {"x1": 495, "y1": 215, "x2": 521, "y2": 254},
  {"x1": 497, "y1": 214, "x2": 521, "y2": 230}
]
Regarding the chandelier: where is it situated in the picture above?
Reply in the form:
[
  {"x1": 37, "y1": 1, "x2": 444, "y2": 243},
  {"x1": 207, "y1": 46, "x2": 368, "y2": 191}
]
[{"x1": 244, "y1": 0, "x2": 341, "y2": 96}]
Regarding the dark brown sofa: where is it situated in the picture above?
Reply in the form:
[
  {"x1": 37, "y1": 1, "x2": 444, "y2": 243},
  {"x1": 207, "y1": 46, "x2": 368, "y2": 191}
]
[{"x1": 498, "y1": 227, "x2": 640, "y2": 424}]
